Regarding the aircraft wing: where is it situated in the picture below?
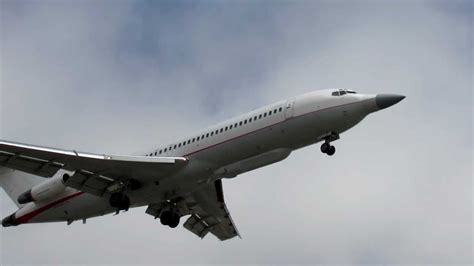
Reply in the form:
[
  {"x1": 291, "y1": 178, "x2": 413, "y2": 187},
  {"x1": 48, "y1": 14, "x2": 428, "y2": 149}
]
[
  {"x1": 0, "y1": 140, "x2": 188, "y2": 196},
  {"x1": 183, "y1": 180, "x2": 240, "y2": 241}
]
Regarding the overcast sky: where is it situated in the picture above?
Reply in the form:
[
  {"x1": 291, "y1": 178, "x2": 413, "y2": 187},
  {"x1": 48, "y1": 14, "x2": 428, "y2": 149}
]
[{"x1": 0, "y1": 0, "x2": 472, "y2": 265}]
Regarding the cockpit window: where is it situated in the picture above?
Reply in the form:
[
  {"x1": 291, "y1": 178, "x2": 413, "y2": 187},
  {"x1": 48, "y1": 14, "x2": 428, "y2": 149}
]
[{"x1": 332, "y1": 89, "x2": 357, "y2": 96}]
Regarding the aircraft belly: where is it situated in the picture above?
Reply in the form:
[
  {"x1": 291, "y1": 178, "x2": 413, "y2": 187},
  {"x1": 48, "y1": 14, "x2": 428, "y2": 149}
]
[
  {"x1": 214, "y1": 148, "x2": 292, "y2": 178},
  {"x1": 191, "y1": 122, "x2": 289, "y2": 166}
]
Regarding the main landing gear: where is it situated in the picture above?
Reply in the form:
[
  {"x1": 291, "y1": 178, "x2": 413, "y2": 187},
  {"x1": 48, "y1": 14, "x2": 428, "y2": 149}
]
[
  {"x1": 108, "y1": 179, "x2": 141, "y2": 213},
  {"x1": 109, "y1": 193, "x2": 130, "y2": 211},
  {"x1": 160, "y1": 209, "x2": 180, "y2": 228}
]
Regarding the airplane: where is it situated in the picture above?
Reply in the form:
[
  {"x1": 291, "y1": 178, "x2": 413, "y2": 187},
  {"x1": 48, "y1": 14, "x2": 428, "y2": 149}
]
[{"x1": 0, "y1": 89, "x2": 405, "y2": 240}]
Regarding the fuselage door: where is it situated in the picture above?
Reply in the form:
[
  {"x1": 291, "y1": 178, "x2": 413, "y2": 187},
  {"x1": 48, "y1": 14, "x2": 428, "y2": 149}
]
[{"x1": 284, "y1": 99, "x2": 295, "y2": 119}]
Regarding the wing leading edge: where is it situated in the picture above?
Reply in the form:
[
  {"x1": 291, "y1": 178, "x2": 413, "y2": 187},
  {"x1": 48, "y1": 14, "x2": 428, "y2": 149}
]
[{"x1": 0, "y1": 140, "x2": 188, "y2": 197}]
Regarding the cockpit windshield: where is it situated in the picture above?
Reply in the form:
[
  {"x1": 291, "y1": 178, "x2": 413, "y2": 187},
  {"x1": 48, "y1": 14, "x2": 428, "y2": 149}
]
[{"x1": 331, "y1": 89, "x2": 357, "y2": 96}]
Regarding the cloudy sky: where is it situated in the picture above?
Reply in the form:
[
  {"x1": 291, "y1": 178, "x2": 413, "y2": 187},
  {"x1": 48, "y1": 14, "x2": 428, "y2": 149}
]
[{"x1": 0, "y1": 0, "x2": 472, "y2": 264}]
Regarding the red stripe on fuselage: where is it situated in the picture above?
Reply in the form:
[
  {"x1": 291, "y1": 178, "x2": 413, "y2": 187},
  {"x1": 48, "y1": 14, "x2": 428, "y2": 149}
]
[{"x1": 15, "y1": 192, "x2": 84, "y2": 224}]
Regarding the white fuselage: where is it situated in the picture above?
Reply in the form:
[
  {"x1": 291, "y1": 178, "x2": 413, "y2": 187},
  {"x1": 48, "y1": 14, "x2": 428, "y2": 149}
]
[{"x1": 9, "y1": 90, "x2": 381, "y2": 225}]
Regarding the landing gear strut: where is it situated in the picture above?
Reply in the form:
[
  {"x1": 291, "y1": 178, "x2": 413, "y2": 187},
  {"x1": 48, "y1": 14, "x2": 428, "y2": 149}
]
[
  {"x1": 160, "y1": 209, "x2": 180, "y2": 228},
  {"x1": 320, "y1": 141, "x2": 336, "y2": 156}
]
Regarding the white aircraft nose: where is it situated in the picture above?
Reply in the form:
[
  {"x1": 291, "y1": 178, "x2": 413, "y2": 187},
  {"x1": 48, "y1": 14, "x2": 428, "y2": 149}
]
[{"x1": 375, "y1": 94, "x2": 406, "y2": 110}]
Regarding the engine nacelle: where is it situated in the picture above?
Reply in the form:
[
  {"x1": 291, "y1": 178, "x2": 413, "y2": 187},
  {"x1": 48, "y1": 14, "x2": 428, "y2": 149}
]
[{"x1": 17, "y1": 173, "x2": 69, "y2": 204}]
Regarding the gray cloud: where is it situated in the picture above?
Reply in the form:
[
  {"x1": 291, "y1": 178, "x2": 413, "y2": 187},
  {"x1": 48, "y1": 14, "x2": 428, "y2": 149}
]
[{"x1": 0, "y1": 1, "x2": 472, "y2": 264}]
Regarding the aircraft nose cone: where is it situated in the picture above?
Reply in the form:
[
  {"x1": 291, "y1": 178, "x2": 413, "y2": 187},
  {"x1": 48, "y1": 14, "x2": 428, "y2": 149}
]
[{"x1": 375, "y1": 94, "x2": 406, "y2": 110}]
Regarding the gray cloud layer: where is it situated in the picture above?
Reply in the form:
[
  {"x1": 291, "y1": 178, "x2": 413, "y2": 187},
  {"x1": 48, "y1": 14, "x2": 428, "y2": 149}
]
[{"x1": 1, "y1": 1, "x2": 472, "y2": 264}]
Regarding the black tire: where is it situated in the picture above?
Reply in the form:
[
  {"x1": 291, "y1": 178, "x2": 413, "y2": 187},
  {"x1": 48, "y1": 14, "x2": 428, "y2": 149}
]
[
  {"x1": 160, "y1": 211, "x2": 171, "y2": 226},
  {"x1": 320, "y1": 142, "x2": 330, "y2": 153},
  {"x1": 168, "y1": 213, "x2": 180, "y2": 228},
  {"x1": 120, "y1": 196, "x2": 130, "y2": 211},
  {"x1": 109, "y1": 193, "x2": 122, "y2": 208},
  {"x1": 327, "y1": 145, "x2": 336, "y2": 156},
  {"x1": 110, "y1": 193, "x2": 130, "y2": 210}
]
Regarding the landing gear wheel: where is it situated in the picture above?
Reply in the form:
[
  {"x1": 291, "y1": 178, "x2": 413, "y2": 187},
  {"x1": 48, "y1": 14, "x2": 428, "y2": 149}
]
[
  {"x1": 109, "y1": 193, "x2": 130, "y2": 211},
  {"x1": 160, "y1": 211, "x2": 172, "y2": 226},
  {"x1": 320, "y1": 142, "x2": 330, "y2": 153},
  {"x1": 326, "y1": 145, "x2": 336, "y2": 156},
  {"x1": 160, "y1": 210, "x2": 180, "y2": 228},
  {"x1": 168, "y1": 213, "x2": 180, "y2": 228},
  {"x1": 120, "y1": 196, "x2": 130, "y2": 211}
]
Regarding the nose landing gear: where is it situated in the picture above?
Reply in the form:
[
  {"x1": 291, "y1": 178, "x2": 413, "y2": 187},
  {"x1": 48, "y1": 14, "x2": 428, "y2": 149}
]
[
  {"x1": 320, "y1": 132, "x2": 339, "y2": 156},
  {"x1": 320, "y1": 142, "x2": 336, "y2": 156}
]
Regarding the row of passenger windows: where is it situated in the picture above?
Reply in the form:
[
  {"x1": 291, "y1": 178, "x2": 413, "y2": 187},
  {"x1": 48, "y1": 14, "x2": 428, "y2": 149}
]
[{"x1": 146, "y1": 106, "x2": 284, "y2": 156}]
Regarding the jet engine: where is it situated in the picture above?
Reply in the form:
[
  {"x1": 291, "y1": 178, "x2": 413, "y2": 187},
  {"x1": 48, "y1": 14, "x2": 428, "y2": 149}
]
[{"x1": 17, "y1": 173, "x2": 69, "y2": 204}]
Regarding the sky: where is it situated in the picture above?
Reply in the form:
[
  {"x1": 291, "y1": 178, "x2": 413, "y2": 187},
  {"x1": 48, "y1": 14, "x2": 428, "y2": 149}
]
[{"x1": 0, "y1": 0, "x2": 472, "y2": 264}]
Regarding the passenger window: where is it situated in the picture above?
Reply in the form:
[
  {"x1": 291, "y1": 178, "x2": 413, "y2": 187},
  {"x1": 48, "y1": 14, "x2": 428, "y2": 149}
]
[
  {"x1": 249, "y1": 118, "x2": 252, "y2": 122},
  {"x1": 206, "y1": 133, "x2": 209, "y2": 138},
  {"x1": 331, "y1": 91, "x2": 339, "y2": 96},
  {"x1": 279, "y1": 107, "x2": 283, "y2": 112},
  {"x1": 264, "y1": 113, "x2": 267, "y2": 117},
  {"x1": 244, "y1": 120, "x2": 247, "y2": 124},
  {"x1": 159, "y1": 150, "x2": 162, "y2": 154},
  {"x1": 164, "y1": 148, "x2": 167, "y2": 152},
  {"x1": 154, "y1": 151, "x2": 157, "y2": 156},
  {"x1": 230, "y1": 125, "x2": 233, "y2": 129},
  {"x1": 197, "y1": 137, "x2": 200, "y2": 141},
  {"x1": 211, "y1": 132, "x2": 214, "y2": 136},
  {"x1": 239, "y1": 121, "x2": 243, "y2": 126},
  {"x1": 192, "y1": 138, "x2": 195, "y2": 142},
  {"x1": 259, "y1": 114, "x2": 262, "y2": 119},
  {"x1": 225, "y1": 126, "x2": 228, "y2": 131}
]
